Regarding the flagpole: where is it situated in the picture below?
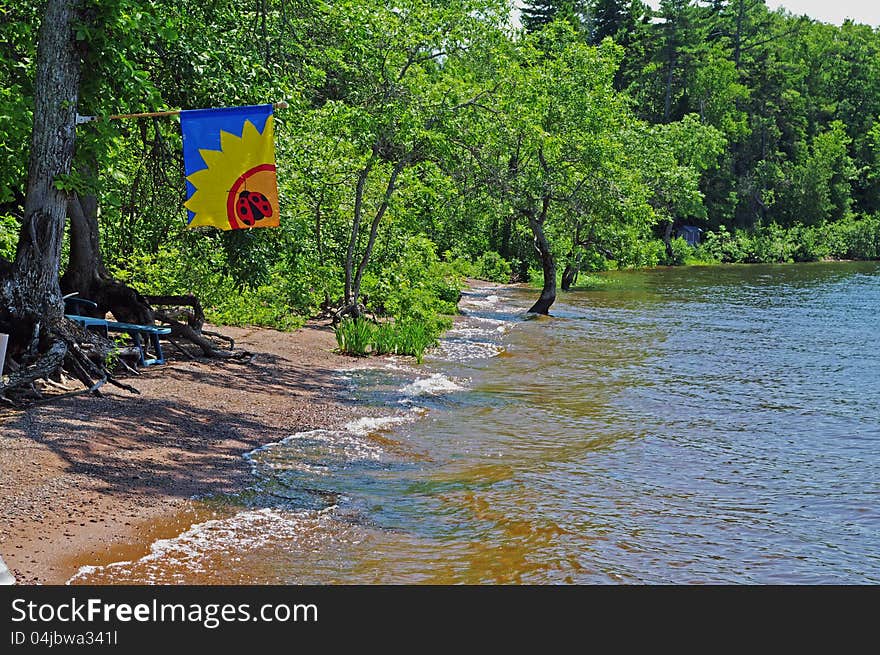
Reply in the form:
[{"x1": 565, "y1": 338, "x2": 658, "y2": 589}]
[{"x1": 75, "y1": 100, "x2": 289, "y2": 125}]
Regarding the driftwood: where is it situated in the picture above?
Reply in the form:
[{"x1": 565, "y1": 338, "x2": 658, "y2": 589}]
[
  {"x1": 145, "y1": 294, "x2": 246, "y2": 359},
  {"x1": 144, "y1": 294, "x2": 204, "y2": 330}
]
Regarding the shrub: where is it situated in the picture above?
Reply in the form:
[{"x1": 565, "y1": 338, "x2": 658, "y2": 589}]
[
  {"x1": 362, "y1": 235, "x2": 463, "y2": 323},
  {"x1": 206, "y1": 284, "x2": 305, "y2": 331},
  {"x1": 826, "y1": 214, "x2": 880, "y2": 259},
  {"x1": 668, "y1": 237, "x2": 693, "y2": 266},
  {"x1": 615, "y1": 239, "x2": 665, "y2": 268},
  {"x1": 474, "y1": 251, "x2": 512, "y2": 282},
  {"x1": 697, "y1": 217, "x2": 880, "y2": 264}
]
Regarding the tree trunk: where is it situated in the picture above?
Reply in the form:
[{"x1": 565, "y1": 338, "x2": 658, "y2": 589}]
[
  {"x1": 663, "y1": 220, "x2": 675, "y2": 264},
  {"x1": 0, "y1": 0, "x2": 141, "y2": 400},
  {"x1": 344, "y1": 152, "x2": 376, "y2": 311},
  {"x1": 60, "y1": 192, "x2": 154, "y2": 324},
  {"x1": 0, "y1": 0, "x2": 83, "y2": 357},
  {"x1": 351, "y1": 158, "x2": 406, "y2": 305},
  {"x1": 561, "y1": 263, "x2": 577, "y2": 291},
  {"x1": 526, "y1": 195, "x2": 556, "y2": 315}
]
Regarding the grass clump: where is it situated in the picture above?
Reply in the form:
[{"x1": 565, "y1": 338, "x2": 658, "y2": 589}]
[
  {"x1": 335, "y1": 318, "x2": 442, "y2": 364},
  {"x1": 334, "y1": 318, "x2": 375, "y2": 357}
]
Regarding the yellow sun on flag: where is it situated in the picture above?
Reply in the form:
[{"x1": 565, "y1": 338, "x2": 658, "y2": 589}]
[{"x1": 184, "y1": 115, "x2": 280, "y2": 230}]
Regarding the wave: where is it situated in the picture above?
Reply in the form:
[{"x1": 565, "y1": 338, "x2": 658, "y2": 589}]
[
  {"x1": 67, "y1": 507, "x2": 340, "y2": 585},
  {"x1": 400, "y1": 373, "x2": 467, "y2": 397}
]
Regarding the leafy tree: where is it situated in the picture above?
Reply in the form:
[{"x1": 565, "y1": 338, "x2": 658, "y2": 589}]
[{"x1": 466, "y1": 22, "x2": 659, "y2": 311}]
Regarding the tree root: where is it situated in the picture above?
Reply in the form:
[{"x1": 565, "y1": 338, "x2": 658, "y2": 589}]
[
  {"x1": 332, "y1": 303, "x2": 367, "y2": 326},
  {"x1": 167, "y1": 338, "x2": 196, "y2": 361},
  {"x1": 201, "y1": 329, "x2": 234, "y2": 349},
  {"x1": 0, "y1": 318, "x2": 140, "y2": 403},
  {"x1": 0, "y1": 339, "x2": 67, "y2": 396},
  {"x1": 160, "y1": 318, "x2": 250, "y2": 360}
]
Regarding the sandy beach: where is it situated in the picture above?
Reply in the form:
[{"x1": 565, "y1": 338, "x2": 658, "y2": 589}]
[{"x1": 0, "y1": 320, "x2": 375, "y2": 585}]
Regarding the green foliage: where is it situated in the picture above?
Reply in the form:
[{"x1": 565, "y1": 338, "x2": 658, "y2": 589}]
[
  {"x1": 0, "y1": 214, "x2": 18, "y2": 261},
  {"x1": 697, "y1": 216, "x2": 880, "y2": 264},
  {"x1": 668, "y1": 237, "x2": 693, "y2": 266},
  {"x1": 372, "y1": 320, "x2": 439, "y2": 364},
  {"x1": 474, "y1": 251, "x2": 512, "y2": 283},
  {"x1": 362, "y1": 236, "x2": 462, "y2": 325},
  {"x1": 206, "y1": 285, "x2": 305, "y2": 331},
  {"x1": 108, "y1": 243, "x2": 308, "y2": 331},
  {"x1": 392, "y1": 321, "x2": 439, "y2": 364},
  {"x1": 5, "y1": 0, "x2": 880, "y2": 338},
  {"x1": 572, "y1": 273, "x2": 614, "y2": 290},
  {"x1": 774, "y1": 122, "x2": 857, "y2": 226},
  {"x1": 614, "y1": 239, "x2": 665, "y2": 269},
  {"x1": 825, "y1": 214, "x2": 880, "y2": 260}
]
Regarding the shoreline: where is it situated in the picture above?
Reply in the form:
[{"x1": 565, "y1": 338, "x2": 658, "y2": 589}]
[{"x1": 0, "y1": 320, "x2": 384, "y2": 585}]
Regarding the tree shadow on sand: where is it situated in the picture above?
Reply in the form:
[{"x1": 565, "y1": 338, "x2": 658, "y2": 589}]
[{"x1": 1, "y1": 356, "x2": 351, "y2": 502}]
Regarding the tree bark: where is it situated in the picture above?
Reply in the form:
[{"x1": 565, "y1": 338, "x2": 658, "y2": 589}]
[
  {"x1": 526, "y1": 195, "x2": 556, "y2": 315},
  {"x1": 351, "y1": 158, "x2": 406, "y2": 305},
  {"x1": 663, "y1": 219, "x2": 675, "y2": 263},
  {"x1": 344, "y1": 152, "x2": 376, "y2": 310}
]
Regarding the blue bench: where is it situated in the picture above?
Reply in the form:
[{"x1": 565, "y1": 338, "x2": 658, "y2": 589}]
[{"x1": 64, "y1": 296, "x2": 171, "y2": 367}]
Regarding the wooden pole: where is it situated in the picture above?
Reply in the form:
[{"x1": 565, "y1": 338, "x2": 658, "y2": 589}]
[{"x1": 76, "y1": 100, "x2": 288, "y2": 124}]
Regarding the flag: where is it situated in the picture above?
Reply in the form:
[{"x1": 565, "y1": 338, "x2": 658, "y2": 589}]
[{"x1": 180, "y1": 104, "x2": 280, "y2": 230}]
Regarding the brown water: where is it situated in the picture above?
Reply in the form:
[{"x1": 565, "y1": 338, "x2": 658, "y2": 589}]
[{"x1": 71, "y1": 262, "x2": 880, "y2": 584}]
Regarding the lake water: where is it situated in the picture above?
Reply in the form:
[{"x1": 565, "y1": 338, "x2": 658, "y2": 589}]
[{"x1": 71, "y1": 261, "x2": 880, "y2": 584}]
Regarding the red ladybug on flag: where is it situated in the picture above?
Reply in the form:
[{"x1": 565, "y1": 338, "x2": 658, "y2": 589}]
[{"x1": 235, "y1": 190, "x2": 273, "y2": 226}]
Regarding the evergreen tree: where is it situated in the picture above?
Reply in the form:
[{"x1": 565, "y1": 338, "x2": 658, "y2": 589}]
[
  {"x1": 589, "y1": 0, "x2": 644, "y2": 44},
  {"x1": 521, "y1": 0, "x2": 590, "y2": 34}
]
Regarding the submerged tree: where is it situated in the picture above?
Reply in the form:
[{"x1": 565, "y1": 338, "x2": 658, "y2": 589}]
[{"x1": 466, "y1": 22, "x2": 655, "y2": 313}]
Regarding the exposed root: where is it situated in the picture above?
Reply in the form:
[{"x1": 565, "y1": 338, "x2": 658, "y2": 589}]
[
  {"x1": 167, "y1": 338, "x2": 196, "y2": 361},
  {"x1": 331, "y1": 302, "x2": 367, "y2": 326},
  {"x1": 0, "y1": 318, "x2": 140, "y2": 405},
  {"x1": 174, "y1": 322, "x2": 249, "y2": 358},
  {"x1": 201, "y1": 329, "x2": 234, "y2": 349},
  {"x1": 0, "y1": 339, "x2": 67, "y2": 396}
]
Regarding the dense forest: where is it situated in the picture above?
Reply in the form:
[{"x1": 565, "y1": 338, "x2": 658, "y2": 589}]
[{"x1": 1, "y1": 0, "x2": 878, "y2": 373}]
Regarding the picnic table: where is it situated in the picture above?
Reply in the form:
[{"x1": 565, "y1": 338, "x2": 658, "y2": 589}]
[{"x1": 64, "y1": 296, "x2": 171, "y2": 367}]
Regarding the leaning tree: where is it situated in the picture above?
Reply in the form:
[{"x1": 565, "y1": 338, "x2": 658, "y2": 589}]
[{"x1": 467, "y1": 23, "x2": 639, "y2": 314}]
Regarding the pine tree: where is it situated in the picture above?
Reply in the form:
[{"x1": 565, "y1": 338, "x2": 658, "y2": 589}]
[
  {"x1": 590, "y1": 0, "x2": 642, "y2": 44},
  {"x1": 520, "y1": 1, "x2": 590, "y2": 34}
]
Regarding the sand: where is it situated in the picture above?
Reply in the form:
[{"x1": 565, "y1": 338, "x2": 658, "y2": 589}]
[{"x1": 0, "y1": 320, "x2": 378, "y2": 585}]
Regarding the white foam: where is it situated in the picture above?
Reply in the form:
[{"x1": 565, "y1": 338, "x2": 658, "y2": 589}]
[
  {"x1": 344, "y1": 414, "x2": 417, "y2": 436},
  {"x1": 447, "y1": 326, "x2": 498, "y2": 338},
  {"x1": 462, "y1": 297, "x2": 500, "y2": 309},
  {"x1": 472, "y1": 315, "x2": 507, "y2": 325},
  {"x1": 67, "y1": 507, "x2": 340, "y2": 585},
  {"x1": 400, "y1": 373, "x2": 466, "y2": 397},
  {"x1": 436, "y1": 340, "x2": 503, "y2": 362},
  {"x1": 252, "y1": 429, "x2": 385, "y2": 473}
]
